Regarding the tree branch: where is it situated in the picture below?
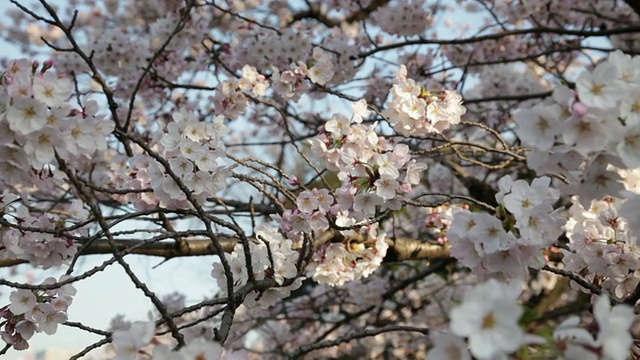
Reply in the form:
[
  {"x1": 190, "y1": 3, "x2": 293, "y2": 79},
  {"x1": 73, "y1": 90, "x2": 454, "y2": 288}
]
[
  {"x1": 289, "y1": 324, "x2": 429, "y2": 359},
  {"x1": 0, "y1": 235, "x2": 450, "y2": 268}
]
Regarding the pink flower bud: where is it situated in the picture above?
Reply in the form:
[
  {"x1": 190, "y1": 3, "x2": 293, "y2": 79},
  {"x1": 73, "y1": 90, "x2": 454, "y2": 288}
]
[
  {"x1": 40, "y1": 59, "x2": 54, "y2": 73},
  {"x1": 289, "y1": 176, "x2": 300, "y2": 186},
  {"x1": 572, "y1": 101, "x2": 588, "y2": 118},
  {"x1": 399, "y1": 181, "x2": 412, "y2": 193}
]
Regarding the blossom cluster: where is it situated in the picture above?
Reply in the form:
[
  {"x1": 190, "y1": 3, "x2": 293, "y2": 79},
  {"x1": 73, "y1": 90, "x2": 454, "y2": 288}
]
[
  {"x1": 307, "y1": 224, "x2": 388, "y2": 287},
  {"x1": 562, "y1": 196, "x2": 640, "y2": 299},
  {"x1": 448, "y1": 175, "x2": 565, "y2": 279},
  {"x1": 226, "y1": 26, "x2": 359, "y2": 87},
  {"x1": 282, "y1": 187, "x2": 334, "y2": 236},
  {"x1": 109, "y1": 316, "x2": 233, "y2": 360},
  {"x1": 291, "y1": 99, "x2": 432, "y2": 285},
  {"x1": 211, "y1": 65, "x2": 269, "y2": 118},
  {"x1": 107, "y1": 109, "x2": 230, "y2": 210},
  {"x1": 269, "y1": 64, "x2": 311, "y2": 102},
  {"x1": 423, "y1": 48, "x2": 640, "y2": 360},
  {"x1": 1, "y1": 277, "x2": 76, "y2": 350},
  {"x1": 309, "y1": 100, "x2": 428, "y2": 220},
  {"x1": 515, "y1": 51, "x2": 640, "y2": 205},
  {"x1": 371, "y1": 0, "x2": 432, "y2": 37},
  {"x1": 383, "y1": 65, "x2": 466, "y2": 136},
  {"x1": 552, "y1": 294, "x2": 634, "y2": 360},
  {"x1": 223, "y1": 28, "x2": 312, "y2": 72},
  {"x1": 305, "y1": 47, "x2": 335, "y2": 86},
  {"x1": 506, "y1": 50, "x2": 640, "y2": 302},
  {"x1": 55, "y1": 11, "x2": 211, "y2": 100},
  {"x1": 0, "y1": 59, "x2": 114, "y2": 174},
  {"x1": 210, "y1": 224, "x2": 302, "y2": 308},
  {"x1": 222, "y1": 28, "x2": 340, "y2": 88},
  {"x1": 423, "y1": 205, "x2": 456, "y2": 244},
  {"x1": 0, "y1": 206, "x2": 78, "y2": 269}
]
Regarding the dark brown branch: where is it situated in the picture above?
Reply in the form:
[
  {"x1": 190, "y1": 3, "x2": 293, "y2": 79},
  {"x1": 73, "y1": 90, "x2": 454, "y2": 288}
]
[
  {"x1": 355, "y1": 25, "x2": 640, "y2": 59},
  {"x1": 541, "y1": 265, "x2": 601, "y2": 296},
  {"x1": 463, "y1": 91, "x2": 553, "y2": 104}
]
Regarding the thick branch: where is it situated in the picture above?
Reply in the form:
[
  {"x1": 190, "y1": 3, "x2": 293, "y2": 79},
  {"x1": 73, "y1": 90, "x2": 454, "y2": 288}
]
[
  {"x1": 0, "y1": 235, "x2": 450, "y2": 268},
  {"x1": 355, "y1": 25, "x2": 640, "y2": 59},
  {"x1": 385, "y1": 238, "x2": 451, "y2": 262}
]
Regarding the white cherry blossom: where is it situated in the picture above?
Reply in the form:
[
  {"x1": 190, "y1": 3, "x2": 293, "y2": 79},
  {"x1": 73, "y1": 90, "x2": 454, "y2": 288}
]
[
  {"x1": 450, "y1": 279, "x2": 523, "y2": 359},
  {"x1": 576, "y1": 62, "x2": 625, "y2": 109}
]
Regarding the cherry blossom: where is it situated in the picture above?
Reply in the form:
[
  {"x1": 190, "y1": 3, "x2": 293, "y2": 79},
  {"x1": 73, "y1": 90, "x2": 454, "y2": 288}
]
[
  {"x1": 449, "y1": 279, "x2": 524, "y2": 359},
  {"x1": 110, "y1": 320, "x2": 155, "y2": 360}
]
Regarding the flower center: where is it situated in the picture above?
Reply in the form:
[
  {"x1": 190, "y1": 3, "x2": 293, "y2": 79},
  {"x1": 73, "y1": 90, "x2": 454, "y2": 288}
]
[{"x1": 482, "y1": 313, "x2": 496, "y2": 329}]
